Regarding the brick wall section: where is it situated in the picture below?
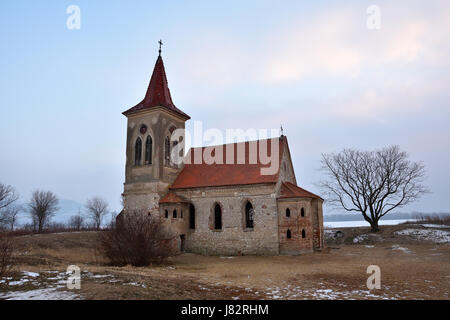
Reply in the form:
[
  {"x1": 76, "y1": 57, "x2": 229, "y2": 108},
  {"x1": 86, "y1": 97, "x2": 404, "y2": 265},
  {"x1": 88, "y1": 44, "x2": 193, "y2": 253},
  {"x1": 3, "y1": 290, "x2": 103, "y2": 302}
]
[{"x1": 277, "y1": 199, "x2": 314, "y2": 254}]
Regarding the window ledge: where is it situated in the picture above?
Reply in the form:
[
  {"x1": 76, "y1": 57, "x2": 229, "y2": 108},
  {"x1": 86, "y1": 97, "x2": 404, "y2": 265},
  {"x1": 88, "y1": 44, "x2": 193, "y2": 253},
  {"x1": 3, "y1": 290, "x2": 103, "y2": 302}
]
[{"x1": 243, "y1": 228, "x2": 254, "y2": 232}]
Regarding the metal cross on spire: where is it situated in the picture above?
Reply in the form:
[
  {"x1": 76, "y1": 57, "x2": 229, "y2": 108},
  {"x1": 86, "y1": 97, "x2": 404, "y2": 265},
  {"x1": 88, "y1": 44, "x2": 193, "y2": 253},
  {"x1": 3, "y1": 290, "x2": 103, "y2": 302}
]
[
  {"x1": 280, "y1": 125, "x2": 284, "y2": 137},
  {"x1": 158, "y1": 39, "x2": 163, "y2": 56}
]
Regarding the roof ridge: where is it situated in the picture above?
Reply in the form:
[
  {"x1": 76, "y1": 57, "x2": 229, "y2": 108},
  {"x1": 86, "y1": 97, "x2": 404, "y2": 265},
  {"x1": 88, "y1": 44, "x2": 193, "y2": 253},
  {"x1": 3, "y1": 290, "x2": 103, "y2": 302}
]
[{"x1": 187, "y1": 136, "x2": 284, "y2": 152}]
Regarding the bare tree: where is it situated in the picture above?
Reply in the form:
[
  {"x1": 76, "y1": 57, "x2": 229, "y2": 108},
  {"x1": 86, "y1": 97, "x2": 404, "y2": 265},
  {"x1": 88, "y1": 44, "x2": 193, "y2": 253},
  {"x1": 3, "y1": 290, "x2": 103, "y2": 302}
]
[
  {"x1": 85, "y1": 197, "x2": 108, "y2": 230},
  {"x1": 69, "y1": 214, "x2": 84, "y2": 230},
  {"x1": 0, "y1": 205, "x2": 21, "y2": 231},
  {"x1": 0, "y1": 183, "x2": 19, "y2": 211},
  {"x1": 28, "y1": 190, "x2": 59, "y2": 233},
  {"x1": 109, "y1": 211, "x2": 118, "y2": 229},
  {"x1": 319, "y1": 145, "x2": 429, "y2": 232}
]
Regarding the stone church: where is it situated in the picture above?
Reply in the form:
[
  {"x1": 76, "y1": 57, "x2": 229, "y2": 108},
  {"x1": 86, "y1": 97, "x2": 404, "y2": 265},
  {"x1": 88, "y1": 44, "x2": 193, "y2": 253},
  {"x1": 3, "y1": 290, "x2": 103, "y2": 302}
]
[{"x1": 121, "y1": 49, "x2": 324, "y2": 255}]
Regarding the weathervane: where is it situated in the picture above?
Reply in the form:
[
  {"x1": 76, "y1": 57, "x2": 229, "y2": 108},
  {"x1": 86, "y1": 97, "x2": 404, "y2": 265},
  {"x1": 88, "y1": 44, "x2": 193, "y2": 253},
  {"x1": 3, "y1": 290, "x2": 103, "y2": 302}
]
[{"x1": 158, "y1": 39, "x2": 163, "y2": 56}]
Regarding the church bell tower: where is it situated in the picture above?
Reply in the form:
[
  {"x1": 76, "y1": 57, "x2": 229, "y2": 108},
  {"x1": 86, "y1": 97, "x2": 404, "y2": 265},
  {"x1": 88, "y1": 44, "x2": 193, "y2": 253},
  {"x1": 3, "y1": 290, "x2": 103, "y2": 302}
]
[{"x1": 121, "y1": 41, "x2": 190, "y2": 213}]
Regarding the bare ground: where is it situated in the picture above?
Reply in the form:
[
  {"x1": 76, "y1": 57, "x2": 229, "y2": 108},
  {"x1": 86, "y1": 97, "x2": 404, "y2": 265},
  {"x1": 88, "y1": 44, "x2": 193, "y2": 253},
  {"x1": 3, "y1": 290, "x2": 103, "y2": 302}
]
[{"x1": 0, "y1": 224, "x2": 449, "y2": 300}]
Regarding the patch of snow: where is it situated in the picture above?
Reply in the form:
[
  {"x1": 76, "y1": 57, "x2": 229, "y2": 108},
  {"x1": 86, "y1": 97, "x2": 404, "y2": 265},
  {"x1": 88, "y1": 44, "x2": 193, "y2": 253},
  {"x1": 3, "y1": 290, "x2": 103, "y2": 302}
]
[
  {"x1": 391, "y1": 245, "x2": 412, "y2": 254},
  {"x1": 8, "y1": 279, "x2": 30, "y2": 286},
  {"x1": 89, "y1": 274, "x2": 113, "y2": 279},
  {"x1": 0, "y1": 288, "x2": 80, "y2": 300},
  {"x1": 420, "y1": 224, "x2": 450, "y2": 229},
  {"x1": 124, "y1": 282, "x2": 147, "y2": 288},
  {"x1": 23, "y1": 271, "x2": 39, "y2": 278},
  {"x1": 394, "y1": 228, "x2": 450, "y2": 243},
  {"x1": 353, "y1": 234, "x2": 369, "y2": 244}
]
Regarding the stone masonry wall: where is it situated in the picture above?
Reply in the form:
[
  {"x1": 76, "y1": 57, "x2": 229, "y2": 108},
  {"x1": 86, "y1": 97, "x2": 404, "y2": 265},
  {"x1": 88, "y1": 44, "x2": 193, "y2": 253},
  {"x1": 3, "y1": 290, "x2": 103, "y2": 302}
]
[{"x1": 173, "y1": 184, "x2": 280, "y2": 255}]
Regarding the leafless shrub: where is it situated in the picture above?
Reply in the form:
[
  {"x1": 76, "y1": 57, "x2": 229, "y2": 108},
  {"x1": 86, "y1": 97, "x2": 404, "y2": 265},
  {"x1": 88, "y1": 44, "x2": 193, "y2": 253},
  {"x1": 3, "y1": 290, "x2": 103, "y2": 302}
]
[
  {"x1": 98, "y1": 210, "x2": 177, "y2": 266},
  {"x1": 85, "y1": 197, "x2": 108, "y2": 230},
  {"x1": 0, "y1": 233, "x2": 15, "y2": 277},
  {"x1": 28, "y1": 190, "x2": 59, "y2": 233},
  {"x1": 319, "y1": 145, "x2": 429, "y2": 232}
]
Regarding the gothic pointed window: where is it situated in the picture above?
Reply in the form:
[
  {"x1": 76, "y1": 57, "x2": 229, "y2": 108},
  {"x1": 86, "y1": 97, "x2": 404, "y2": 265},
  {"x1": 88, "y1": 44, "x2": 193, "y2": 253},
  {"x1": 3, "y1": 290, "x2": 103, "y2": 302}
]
[
  {"x1": 245, "y1": 201, "x2": 254, "y2": 229},
  {"x1": 302, "y1": 229, "x2": 306, "y2": 238},
  {"x1": 286, "y1": 208, "x2": 291, "y2": 217},
  {"x1": 135, "y1": 137, "x2": 142, "y2": 165},
  {"x1": 164, "y1": 210, "x2": 168, "y2": 218},
  {"x1": 173, "y1": 209, "x2": 177, "y2": 218},
  {"x1": 287, "y1": 229, "x2": 292, "y2": 239},
  {"x1": 145, "y1": 135, "x2": 153, "y2": 164},
  {"x1": 214, "y1": 203, "x2": 222, "y2": 230},
  {"x1": 165, "y1": 136, "x2": 170, "y2": 165},
  {"x1": 301, "y1": 208, "x2": 305, "y2": 217}
]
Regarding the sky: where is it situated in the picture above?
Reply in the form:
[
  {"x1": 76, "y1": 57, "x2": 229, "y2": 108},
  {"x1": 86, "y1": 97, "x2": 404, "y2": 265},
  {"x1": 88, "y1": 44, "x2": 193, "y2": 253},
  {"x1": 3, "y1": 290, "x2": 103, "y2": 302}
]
[{"x1": 0, "y1": 0, "x2": 449, "y2": 214}]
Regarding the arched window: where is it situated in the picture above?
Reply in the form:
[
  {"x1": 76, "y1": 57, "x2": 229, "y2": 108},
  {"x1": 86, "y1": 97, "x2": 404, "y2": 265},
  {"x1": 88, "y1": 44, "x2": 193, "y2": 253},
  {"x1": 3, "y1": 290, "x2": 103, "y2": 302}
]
[
  {"x1": 145, "y1": 135, "x2": 153, "y2": 164},
  {"x1": 173, "y1": 209, "x2": 177, "y2": 218},
  {"x1": 302, "y1": 229, "x2": 306, "y2": 238},
  {"x1": 164, "y1": 210, "x2": 168, "y2": 218},
  {"x1": 245, "y1": 201, "x2": 254, "y2": 229},
  {"x1": 287, "y1": 229, "x2": 292, "y2": 239},
  {"x1": 301, "y1": 208, "x2": 305, "y2": 217},
  {"x1": 165, "y1": 136, "x2": 170, "y2": 165},
  {"x1": 189, "y1": 204, "x2": 195, "y2": 229},
  {"x1": 135, "y1": 137, "x2": 142, "y2": 165},
  {"x1": 214, "y1": 204, "x2": 222, "y2": 230},
  {"x1": 286, "y1": 208, "x2": 291, "y2": 217}
]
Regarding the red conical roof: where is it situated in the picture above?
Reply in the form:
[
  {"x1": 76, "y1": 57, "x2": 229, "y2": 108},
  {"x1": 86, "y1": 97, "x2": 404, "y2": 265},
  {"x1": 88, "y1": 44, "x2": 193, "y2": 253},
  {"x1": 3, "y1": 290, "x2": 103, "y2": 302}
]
[{"x1": 123, "y1": 55, "x2": 190, "y2": 119}]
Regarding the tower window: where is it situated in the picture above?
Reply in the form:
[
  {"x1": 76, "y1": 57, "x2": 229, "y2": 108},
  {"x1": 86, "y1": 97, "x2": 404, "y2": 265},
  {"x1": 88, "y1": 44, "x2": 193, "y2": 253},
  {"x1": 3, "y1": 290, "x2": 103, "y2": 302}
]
[
  {"x1": 245, "y1": 201, "x2": 254, "y2": 229},
  {"x1": 173, "y1": 209, "x2": 177, "y2": 218},
  {"x1": 287, "y1": 229, "x2": 292, "y2": 239},
  {"x1": 286, "y1": 208, "x2": 290, "y2": 217},
  {"x1": 145, "y1": 135, "x2": 153, "y2": 164},
  {"x1": 301, "y1": 208, "x2": 305, "y2": 217},
  {"x1": 214, "y1": 203, "x2": 222, "y2": 230},
  {"x1": 165, "y1": 136, "x2": 170, "y2": 165},
  {"x1": 164, "y1": 210, "x2": 168, "y2": 218},
  {"x1": 189, "y1": 204, "x2": 195, "y2": 229},
  {"x1": 135, "y1": 137, "x2": 142, "y2": 166},
  {"x1": 302, "y1": 229, "x2": 306, "y2": 238}
]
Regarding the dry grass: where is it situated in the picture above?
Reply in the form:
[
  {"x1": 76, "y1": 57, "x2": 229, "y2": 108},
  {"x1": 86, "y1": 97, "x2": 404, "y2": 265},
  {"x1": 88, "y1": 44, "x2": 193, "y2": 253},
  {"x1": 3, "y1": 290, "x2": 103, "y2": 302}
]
[{"x1": 1, "y1": 224, "x2": 449, "y2": 300}]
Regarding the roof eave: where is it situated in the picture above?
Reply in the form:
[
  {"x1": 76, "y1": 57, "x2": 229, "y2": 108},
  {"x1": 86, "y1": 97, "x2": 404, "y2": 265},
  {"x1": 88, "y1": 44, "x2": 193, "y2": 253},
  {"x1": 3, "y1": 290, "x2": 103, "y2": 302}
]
[{"x1": 123, "y1": 105, "x2": 191, "y2": 120}]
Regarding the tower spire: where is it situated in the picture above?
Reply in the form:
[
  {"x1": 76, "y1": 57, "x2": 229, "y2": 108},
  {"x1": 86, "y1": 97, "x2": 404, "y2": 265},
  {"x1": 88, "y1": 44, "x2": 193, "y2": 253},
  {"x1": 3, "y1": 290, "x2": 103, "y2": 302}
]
[{"x1": 122, "y1": 42, "x2": 190, "y2": 120}]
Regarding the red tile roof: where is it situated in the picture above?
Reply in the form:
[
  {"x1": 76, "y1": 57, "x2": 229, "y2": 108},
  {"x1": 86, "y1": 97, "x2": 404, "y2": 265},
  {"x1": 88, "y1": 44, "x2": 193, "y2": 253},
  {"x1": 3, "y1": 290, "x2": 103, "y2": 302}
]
[
  {"x1": 159, "y1": 192, "x2": 189, "y2": 204},
  {"x1": 170, "y1": 137, "x2": 287, "y2": 189},
  {"x1": 278, "y1": 182, "x2": 322, "y2": 200},
  {"x1": 123, "y1": 55, "x2": 190, "y2": 119}
]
